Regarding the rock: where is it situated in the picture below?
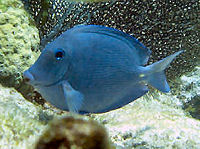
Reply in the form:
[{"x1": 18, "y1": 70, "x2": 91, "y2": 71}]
[
  {"x1": 92, "y1": 93, "x2": 200, "y2": 148},
  {"x1": 0, "y1": 0, "x2": 40, "y2": 88},
  {"x1": 35, "y1": 116, "x2": 113, "y2": 149},
  {"x1": 179, "y1": 66, "x2": 200, "y2": 119},
  {"x1": 0, "y1": 84, "x2": 55, "y2": 149}
]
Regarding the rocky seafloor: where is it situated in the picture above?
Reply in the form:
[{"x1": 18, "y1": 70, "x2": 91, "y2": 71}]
[{"x1": 0, "y1": 0, "x2": 199, "y2": 149}]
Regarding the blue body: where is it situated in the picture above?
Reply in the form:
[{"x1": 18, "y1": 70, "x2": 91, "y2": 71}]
[{"x1": 24, "y1": 25, "x2": 182, "y2": 114}]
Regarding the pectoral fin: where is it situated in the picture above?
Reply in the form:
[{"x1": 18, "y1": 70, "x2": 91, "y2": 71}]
[{"x1": 61, "y1": 81, "x2": 84, "y2": 113}]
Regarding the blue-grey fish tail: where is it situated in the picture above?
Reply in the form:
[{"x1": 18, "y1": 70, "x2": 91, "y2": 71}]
[{"x1": 145, "y1": 50, "x2": 183, "y2": 93}]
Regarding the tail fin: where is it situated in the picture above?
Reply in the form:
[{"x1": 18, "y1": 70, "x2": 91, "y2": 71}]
[{"x1": 145, "y1": 50, "x2": 183, "y2": 93}]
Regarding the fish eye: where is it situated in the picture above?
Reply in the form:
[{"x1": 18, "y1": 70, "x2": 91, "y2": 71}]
[{"x1": 55, "y1": 49, "x2": 65, "y2": 60}]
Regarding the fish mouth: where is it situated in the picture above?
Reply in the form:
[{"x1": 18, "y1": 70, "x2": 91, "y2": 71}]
[
  {"x1": 44, "y1": 77, "x2": 64, "y2": 87},
  {"x1": 24, "y1": 70, "x2": 65, "y2": 88},
  {"x1": 31, "y1": 77, "x2": 64, "y2": 88},
  {"x1": 35, "y1": 75, "x2": 65, "y2": 88}
]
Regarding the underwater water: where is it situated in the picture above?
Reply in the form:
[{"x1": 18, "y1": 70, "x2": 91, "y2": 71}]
[{"x1": 0, "y1": 0, "x2": 199, "y2": 148}]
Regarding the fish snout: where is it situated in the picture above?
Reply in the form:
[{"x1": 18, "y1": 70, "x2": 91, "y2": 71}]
[{"x1": 23, "y1": 70, "x2": 35, "y2": 83}]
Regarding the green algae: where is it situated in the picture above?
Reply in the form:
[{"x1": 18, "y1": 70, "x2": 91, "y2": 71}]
[{"x1": 0, "y1": 0, "x2": 23, "y2": 12}]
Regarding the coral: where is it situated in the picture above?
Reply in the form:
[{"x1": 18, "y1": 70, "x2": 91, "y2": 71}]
[
  {"x1": 0, "y1": 0, "x2": 40, "y2": 88},
  {"x1": 0, "y1": 0, "x2": 43, "y2": 105},
  {"x1": 35, "y1": 116, "x2": 113, "y2": 149}
]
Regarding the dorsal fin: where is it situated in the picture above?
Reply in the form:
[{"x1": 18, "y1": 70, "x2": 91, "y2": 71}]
[{"x1": 68, "y1": 25, "x2": 151, "y2": 65}]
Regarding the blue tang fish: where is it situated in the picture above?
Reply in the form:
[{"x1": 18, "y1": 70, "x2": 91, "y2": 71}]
[{"x1": 23, "y1": 25, "x2": 183, "y2": 114}]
